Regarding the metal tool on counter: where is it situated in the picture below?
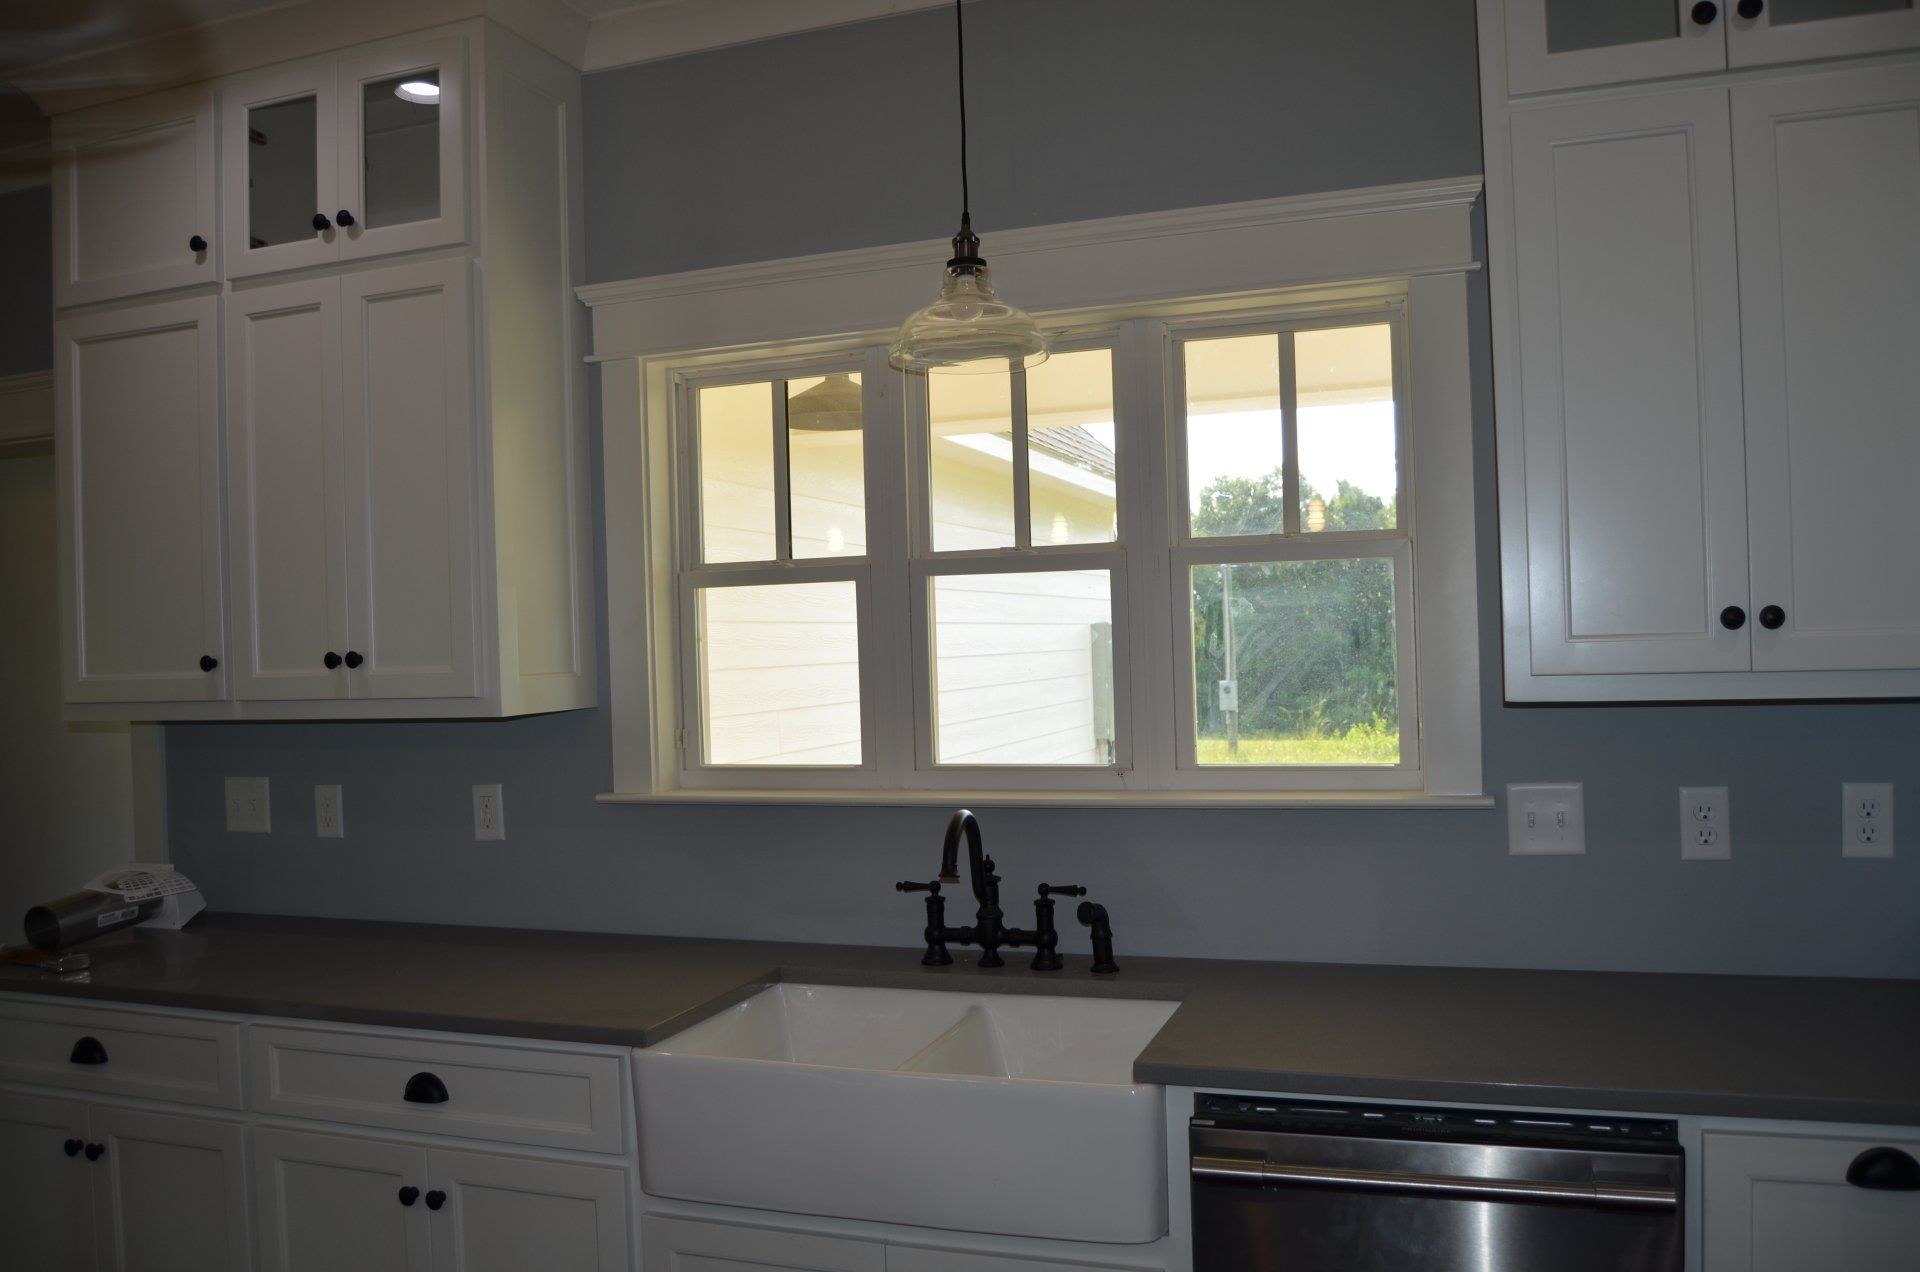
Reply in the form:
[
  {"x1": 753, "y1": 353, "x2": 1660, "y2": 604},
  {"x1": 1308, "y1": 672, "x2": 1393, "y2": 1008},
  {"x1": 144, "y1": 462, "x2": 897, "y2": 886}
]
[
  {"x1": 0, "y1": 945, "x2": 93, "y2": 975},
  {"x1": 24, "y1": 890, "x2": 161, "y2": 950}
]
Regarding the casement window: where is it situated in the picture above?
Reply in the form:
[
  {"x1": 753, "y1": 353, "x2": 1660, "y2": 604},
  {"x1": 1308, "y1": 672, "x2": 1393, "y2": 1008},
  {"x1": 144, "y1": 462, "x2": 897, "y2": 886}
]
[{"x1": 590, "y1": 179, "x2": 1488, "y2": 805}]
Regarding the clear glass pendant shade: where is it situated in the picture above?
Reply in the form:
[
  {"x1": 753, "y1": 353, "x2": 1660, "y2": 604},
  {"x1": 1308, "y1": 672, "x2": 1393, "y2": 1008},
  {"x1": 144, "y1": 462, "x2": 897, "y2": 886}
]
[{"x1": 890, "y1": 262, "x2": 1048, "y2": 374}]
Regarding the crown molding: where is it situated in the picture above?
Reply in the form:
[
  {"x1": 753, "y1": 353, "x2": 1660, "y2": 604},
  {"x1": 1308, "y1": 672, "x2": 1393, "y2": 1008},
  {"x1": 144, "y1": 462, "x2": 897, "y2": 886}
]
[
  {"x1": 583, "y1": 0, "x2": 952, "y2": 72},
  {"x1": 578, "y1": 176, "x2": 1485, "y2": 359},
  {"x1": 0, "y1": 370, "x2": 54, "y2": 446}
]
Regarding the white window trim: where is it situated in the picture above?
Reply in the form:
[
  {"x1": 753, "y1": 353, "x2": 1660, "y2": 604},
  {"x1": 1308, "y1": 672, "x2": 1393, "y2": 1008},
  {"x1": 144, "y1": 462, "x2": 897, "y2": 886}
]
[{"x1": 584, "y1": 177, "x2": 1489, "y2": 807}]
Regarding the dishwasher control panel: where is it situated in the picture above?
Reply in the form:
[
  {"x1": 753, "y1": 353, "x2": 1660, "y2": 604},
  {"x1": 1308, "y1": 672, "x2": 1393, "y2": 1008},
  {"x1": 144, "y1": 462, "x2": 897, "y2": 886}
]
[{"x1": 1193, "y1": 1094, "x2": 1678, "y2": 1151}]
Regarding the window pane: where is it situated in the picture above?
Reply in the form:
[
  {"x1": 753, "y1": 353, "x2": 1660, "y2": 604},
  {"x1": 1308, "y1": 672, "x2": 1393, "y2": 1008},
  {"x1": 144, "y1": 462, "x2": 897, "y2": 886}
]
[
  {"x1": 931, "y1": 571, "x2": 1114, "y2": 765},
  {"x1": 247, "y1": 96, "x2": 318, "y2": 249},
  {"x1": 787, "y1": 373, "x2": 866, "y2": 558},
  {"x1": 698, "y1": 582, "x2": 861, "y2": 765},
  {"x1": 1296, "y1": 324, "x2": 1398, "y2": 533},
  {"x1": 1544, "y1": 0, "x2": 1677, "y2": 53},
  {"x1": 362, "y1": 71, "x2": 441, "y2": 229},
  {"x1": 1027, "y1": 349, "x2": 1117, "y2": 545},
  {"x1": 1184, "y1": 334, "x2": 1285, "y2": 538},
  {"x1": 698, "y1": 382, "x2": 775, "y2": 563},
  {"x1": 929, "y1": 363, "x2": 1015, "y2": 551},
  {"x1": 1770, "y1": 0, "x2": 1909, "y2": 25},
  {"x1": 1189, "y1": 558, "x2": 1399, "y2": 766}
]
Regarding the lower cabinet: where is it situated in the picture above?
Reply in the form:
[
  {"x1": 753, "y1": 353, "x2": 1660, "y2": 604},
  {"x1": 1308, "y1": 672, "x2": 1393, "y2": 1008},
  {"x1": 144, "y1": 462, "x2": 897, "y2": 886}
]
[
  {"x1": 256, "y1": 1126, "x2": 628, "y2": 1272},
  {"x1": 639, "y1": 1215, "x2": 1162, "y2": 1272},
  {"x1": 0, "y1": 1092, "x2": 250, "y2": 1272},
  {"x1": 1703, "y1": 1129, "x2": 1920, "y2": 1272}
]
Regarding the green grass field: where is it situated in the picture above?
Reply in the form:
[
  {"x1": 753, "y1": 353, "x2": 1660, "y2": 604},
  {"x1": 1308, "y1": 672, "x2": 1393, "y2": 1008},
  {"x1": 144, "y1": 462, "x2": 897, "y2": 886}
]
[{"x1": 1195, "y1": 730, "x2": 1399, "y2": 766}]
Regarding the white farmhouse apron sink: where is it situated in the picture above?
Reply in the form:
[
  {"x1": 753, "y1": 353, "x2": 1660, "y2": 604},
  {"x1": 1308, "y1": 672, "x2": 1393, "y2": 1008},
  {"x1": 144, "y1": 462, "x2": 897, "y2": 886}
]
[{"x1": 632, "y1": 982, "x2": 1181, "y2": 1243}]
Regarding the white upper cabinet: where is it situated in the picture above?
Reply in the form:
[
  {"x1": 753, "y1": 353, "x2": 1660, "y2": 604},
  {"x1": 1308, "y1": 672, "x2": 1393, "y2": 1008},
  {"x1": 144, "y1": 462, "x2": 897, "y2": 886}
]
[
  {"x1": 1507, "y1": 90, "x2": 1751, "y2": 676},
  {"x1": 1502, "y1": 0, "x2": 1920, "y2": 93},
  {"x1": 1504, "y1": 0, "x2": 1728, "y2": 93},
  {"x1": 57, "y1": 296, "x2": 227, "y2": 704},
  {"x1": 222, "y1": 33, "x2": 468, "y2": 280},
  {"x1": 51, "y1": 84, "x2": 217, "y2": 307},
  {"x1": 1732, "y1": 62, "x2": 1920, "y2": 672}
]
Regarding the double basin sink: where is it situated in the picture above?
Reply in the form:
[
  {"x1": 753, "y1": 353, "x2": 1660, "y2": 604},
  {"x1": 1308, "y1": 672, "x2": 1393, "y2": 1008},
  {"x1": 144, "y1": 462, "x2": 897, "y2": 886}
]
[{"x1": 633, "y1": 981, "x2": 1181, "y2": 1243}]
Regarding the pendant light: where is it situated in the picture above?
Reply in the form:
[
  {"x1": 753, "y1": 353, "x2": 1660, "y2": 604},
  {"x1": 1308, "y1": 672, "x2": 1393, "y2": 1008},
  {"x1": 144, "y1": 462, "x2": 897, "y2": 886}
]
[{"x1": 889, "y1": 0, "x2": 1048, "y2": 375}]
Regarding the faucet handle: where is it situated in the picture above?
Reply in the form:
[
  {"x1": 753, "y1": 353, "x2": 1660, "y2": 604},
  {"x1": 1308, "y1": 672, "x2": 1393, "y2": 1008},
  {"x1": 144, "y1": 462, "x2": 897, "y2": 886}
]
[
  {"x1": 1037, "y1": 883, "x2": 1086, "y2": 899},
  {"x1": 896, "y1": 880, "x2": 942, "y2": 895}
]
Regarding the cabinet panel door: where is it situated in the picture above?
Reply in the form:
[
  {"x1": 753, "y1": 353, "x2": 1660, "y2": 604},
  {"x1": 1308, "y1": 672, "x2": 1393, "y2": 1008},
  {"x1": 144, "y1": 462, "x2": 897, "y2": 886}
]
[
  {"x1": 254, "y1": 1127, "x2": 430, "y2": 1272},
  {"x1": 641, "y1": 1215, "x2": 885, "y2": 1272},
  {"x1": 335, "y1": 35, "x2": 471, "y2": 263},
  {"x1": 1502, "y1": 0, "x2": 1726, "y2": 95},
  {"x1": 52, "y1": 84, "x2": 217, "y2": 308},
  {"x1": 226, "y1": 278, "x2": 351, "y2": 700},
  {"x1": 1703, "y1": 1130, "x2": 1920, "y2": 1272},
  {"x1": 429, "y1": 1150, "x2": 627, "y2": 1272},
  {"x1": 889, "y1": 1247, "x2": 1160, "y2": 1272},
  {"x1": 340, "y1": 259, "x2": 480, "y2": 700},
  {"x1": 57, "y1": 296, "x2": 227, "y2": 703},
  {"x1": 1727, "y1": 0, "x2": 1920, "y2": 66},
  {"x1": 222, "y1": 57, "x2": 341, "y2": 279},
  {"x1": 89, "y1": 1106, "x2": 249, "y2": 1272},
  {"x1": 1734, "y1": 64, "x2": 1920, "y2": 672},
  {"x1": 0, "y1": 1092, "x2": 95, "y2": 1272},
  {"x1": 1508, "y1": 91, "x2": 1751, "y2": 676}
]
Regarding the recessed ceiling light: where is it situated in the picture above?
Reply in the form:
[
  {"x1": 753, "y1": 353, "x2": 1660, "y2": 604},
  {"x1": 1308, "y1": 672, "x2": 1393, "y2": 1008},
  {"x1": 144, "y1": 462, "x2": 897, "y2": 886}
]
[{"x1": 394, "y1": 80, "x2": 440, "y2": 104}]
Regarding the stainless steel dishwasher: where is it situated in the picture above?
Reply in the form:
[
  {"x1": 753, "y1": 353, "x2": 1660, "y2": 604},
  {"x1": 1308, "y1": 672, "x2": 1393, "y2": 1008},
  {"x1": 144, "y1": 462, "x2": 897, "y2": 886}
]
[{"x1": 1190, "y1": 1094, "x2": 1683, "y2": 1271}]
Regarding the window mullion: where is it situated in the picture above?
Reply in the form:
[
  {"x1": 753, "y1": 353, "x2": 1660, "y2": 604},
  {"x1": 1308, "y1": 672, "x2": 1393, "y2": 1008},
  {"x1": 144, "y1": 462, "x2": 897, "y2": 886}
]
[
  {"x1": 1011, "y1": 366, "x2": 1032, "y2": 549},
  {"x1": 864, "y1": 347, "x2": 917, "y2": 787},
  {"x1": 770, "y1": 380, "x2": 793, "y2": 561},
  {"x1": 1124, "y1": 316, "x2": 1178, "y2": 787},
  {"x1": 1280, "y1": 332, "x2": 1301, "y2": 537}
]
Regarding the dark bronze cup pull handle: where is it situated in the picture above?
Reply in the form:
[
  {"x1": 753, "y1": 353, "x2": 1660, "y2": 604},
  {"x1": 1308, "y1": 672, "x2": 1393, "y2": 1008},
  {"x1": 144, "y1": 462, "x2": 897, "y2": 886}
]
[
  {"x1": 403, "y1": 1071, "x2": 449, "y2": 1104},
  {"x1": 70, "y1": 1036, "x2": 108, "y2": 1065},
  {"x1": 1847, "y1": 1146, "x2": 1920, "y2": 1191}
]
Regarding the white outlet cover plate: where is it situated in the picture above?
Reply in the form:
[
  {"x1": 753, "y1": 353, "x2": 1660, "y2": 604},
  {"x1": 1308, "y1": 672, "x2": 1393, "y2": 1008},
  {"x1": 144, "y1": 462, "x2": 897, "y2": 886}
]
[
  {"x1": 225, "y1": 776, "x2": 270, "y2": 833},
  {"x1": 1842, "y1": 781, "x2": 1894, "y2": 858},
  {"x1": 315, "y1": 785, "x2": 344, "y2": 839},
  {"x1": 473, "y1": 783, "x2": 505, "y2": 841},
  {"x1": 1680, "y1": 785, "x2": 1731, "y2": 859},
  {"x1": 1506, "y1": 782, "x2": 1585, "y2": 855}
]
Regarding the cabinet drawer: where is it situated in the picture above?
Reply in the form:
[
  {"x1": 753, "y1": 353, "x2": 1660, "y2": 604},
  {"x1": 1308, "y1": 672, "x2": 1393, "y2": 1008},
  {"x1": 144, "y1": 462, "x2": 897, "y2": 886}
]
[
  {"x1": 248, "y1": 1025, "x2": 624, "y2": 1152},
  {"x1": 0, "y1": 998, "x2": 243, "y2": 1108},
  {"x1": 1703, "y1": 1129, "x2": 1920, "y2": 1272}
]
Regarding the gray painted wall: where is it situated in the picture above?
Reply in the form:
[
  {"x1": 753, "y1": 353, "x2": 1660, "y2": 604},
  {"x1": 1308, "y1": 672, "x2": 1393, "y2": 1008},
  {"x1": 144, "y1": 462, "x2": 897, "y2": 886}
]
[
  {"x1": 0, "y1": 184, "x2": 51, "y2": 377},
  {"x1": 162, "y1": 0, "x2": 1919, "y2": 979}
]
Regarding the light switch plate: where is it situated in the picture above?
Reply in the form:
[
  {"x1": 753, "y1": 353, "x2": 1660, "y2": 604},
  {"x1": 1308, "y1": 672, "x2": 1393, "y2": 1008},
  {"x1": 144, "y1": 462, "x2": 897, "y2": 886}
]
[
  {"x1": 1680, "y1": 786, "x2": 1730, "y2": 859},
  {"x1": 1842, "y1": 782, "x2": 1894, "y2": 858},
  {"x1": 225, "y1": 776, "x2": 270, "y2": 833},
  {"x1": 1507, "y1": 783, "x2": 1585, "y2": 855}
]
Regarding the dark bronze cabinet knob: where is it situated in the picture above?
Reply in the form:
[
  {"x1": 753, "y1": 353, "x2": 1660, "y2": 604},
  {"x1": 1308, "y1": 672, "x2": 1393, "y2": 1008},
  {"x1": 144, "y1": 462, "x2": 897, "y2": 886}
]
[
  {"x1": 324, "y1": 651, "x2": 343, "y2": 669},
  {"x1": 189, "y1": 234, "x2": 208, "y2": 253},
  {"x1": 336, "y1": 209, "x2": 356, "y2": 227},
  {"x1": 1691, "y1": 0, "x2": 1719, "y2": 22},
  {"x1": 200, "y1": 654, "x2": 219, "y2": 672},
  {"x1": 312, "y1": 212, "x2": 332, "y2": 232},
  {"x1": 343, "y1": 650, "x2": 364, "y2": 669},
  {"x1": 425, "y1": 1190, "x2": 446, "y2": 1211},
  {"x1": 398, "y1": 1186, "x2": 420, "y2": 1206},
  {"x1": 1719, "y1": 606, "x2": 1746, "y2": 631},
  {"x1": 63, "y1": 1138, "x2": 82, "y2": 1157},
  {"x1": 1737, "y1": 0, "x2": 1764, "y2": 17},
  {"x1": 1758, "y1": 605, "x2": 1786, "y2": 630},
  {"x1": 84, "y1": 1143, "x2": 104, "y2": 1162}
]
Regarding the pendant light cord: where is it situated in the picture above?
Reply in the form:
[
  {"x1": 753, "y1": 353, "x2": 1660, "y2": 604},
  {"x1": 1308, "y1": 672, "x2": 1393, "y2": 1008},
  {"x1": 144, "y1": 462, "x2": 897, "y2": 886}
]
[{"x1": 956, "y1": 0, "x2": 970, "y2": 223}]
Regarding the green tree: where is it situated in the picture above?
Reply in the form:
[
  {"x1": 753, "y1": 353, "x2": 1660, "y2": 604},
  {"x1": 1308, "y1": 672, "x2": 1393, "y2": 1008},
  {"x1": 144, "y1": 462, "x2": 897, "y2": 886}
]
[{"x1": 1191, "y1": 473, "x2": 1398, "y2": 742}]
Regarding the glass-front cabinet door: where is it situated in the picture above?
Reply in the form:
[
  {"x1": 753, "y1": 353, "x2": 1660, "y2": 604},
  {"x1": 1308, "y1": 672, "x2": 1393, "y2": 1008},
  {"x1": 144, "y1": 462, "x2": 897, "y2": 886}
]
[
  {"x1": 221, "y1": 57, "x2": 339, "y2": 278},
  {"x1": 1726, "y1": 0, "x2": 1920, "y2": 66},
  {"x1": 335, "y1": 35, "x2": 469, "y2": 261},
  {"x1": 1503, "y1": 0, "x2": 1729, "y2": 93}
]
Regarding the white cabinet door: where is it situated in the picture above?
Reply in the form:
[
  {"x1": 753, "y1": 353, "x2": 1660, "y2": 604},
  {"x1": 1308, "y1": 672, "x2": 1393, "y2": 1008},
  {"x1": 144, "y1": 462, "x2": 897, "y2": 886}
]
[
  {"x1": 340, "y1": 259, "x2": 480, "y2": 700},
  {"x1": 0, "y1": 1092, "x2": 96, "y2": 1272},
  {"x1": 1703, "y1": 1130, "x2": 1920, "y2": 1272},
  {"x1": 641, "y1": 1215, "x2": 886, "y2": 1272},
  {"x1": 1508, "y1": 90, "x2": 1751, "y2": 676},
  {"x1": 255, "y1": 1127, "x2": 431, "y2": 1272},
  {"x1": 226, "y1": 278, "x2": 351, "y2": 700},
  {"x1": 1727, "y1": 0, "x2": 1920, "y2": 67},
  {"x1": 1732, "y1": 63, "x2": 1920, "y2": 673},
  {"x1": 89, "y1": 1106, "x2": 249, "y2": 1272},
  {"x1": 52, "y1": 84, "x2": 217, "y2": 308},
  {"x1": 888, "y1": 1247, "x2": 1160, "y2": 1272},
  {"x1": 429, "y1": 1150, "x2": 627, "y2": 1272},
  {"x1": 57, "y1": 296, "x2": 227, "y2": 703},
  {"x1": 222, "y1": 56, "x2": 341, "y2": 280},
  {"x1": 335, "y1": 35, "x2": 471, "y2": 263},
  {"x1": 1500, "y1": 0, "x2": 1727, "y2": 94}
]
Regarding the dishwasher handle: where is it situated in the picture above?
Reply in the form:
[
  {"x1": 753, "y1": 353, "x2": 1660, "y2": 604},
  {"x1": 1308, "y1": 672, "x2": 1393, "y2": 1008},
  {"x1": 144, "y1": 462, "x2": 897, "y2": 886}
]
[{"x1": 1191, "y1": 1153, "x2": 1678, "y2": 1212}]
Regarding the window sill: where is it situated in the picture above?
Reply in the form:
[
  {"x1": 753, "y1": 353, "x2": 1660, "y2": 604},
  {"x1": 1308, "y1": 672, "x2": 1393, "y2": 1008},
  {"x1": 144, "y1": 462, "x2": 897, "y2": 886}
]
[{"x1": 597, "y1": 789, "x2": 1493, "y2": 810}]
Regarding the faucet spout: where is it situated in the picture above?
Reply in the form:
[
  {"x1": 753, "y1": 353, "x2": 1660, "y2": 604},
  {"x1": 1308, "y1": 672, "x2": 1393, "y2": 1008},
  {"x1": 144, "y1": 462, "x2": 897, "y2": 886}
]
[{"x1": 939, "y1": 808, "x2": 989, "y2": 901}]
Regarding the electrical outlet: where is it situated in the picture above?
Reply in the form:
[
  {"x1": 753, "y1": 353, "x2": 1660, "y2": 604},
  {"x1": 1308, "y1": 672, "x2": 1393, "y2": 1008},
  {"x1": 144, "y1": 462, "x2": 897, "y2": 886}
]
[
  {"x1": 472, "y1": 784, "x2": 505, "y2": 841},
  {"x1": 224, "y1": 776, "x2": 271, "y2": 833},
  {"x1": 1507, "y1": 783, "x2": 1585, "y2": 855},
  {"x1": 315, "y1": 785, "x2": 344, "y2": 839},
  {"x1": 1679, "y1": 786, "x2": 1730, "y2": 859},
  {"x1": 1842, "y1": 782, "x2": 1894, "y2": 858}
]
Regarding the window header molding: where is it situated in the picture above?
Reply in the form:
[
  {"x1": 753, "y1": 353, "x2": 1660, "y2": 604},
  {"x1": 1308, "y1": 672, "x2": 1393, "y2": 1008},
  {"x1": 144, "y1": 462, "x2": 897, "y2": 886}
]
[{"x1": 577, "y1": 176, "x2": 1484, "y2": 361}]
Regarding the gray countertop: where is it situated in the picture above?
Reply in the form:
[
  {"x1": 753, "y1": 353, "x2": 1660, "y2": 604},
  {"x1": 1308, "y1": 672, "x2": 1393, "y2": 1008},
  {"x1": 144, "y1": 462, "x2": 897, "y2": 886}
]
[{"x1": 2, "y1": 914, "x2": 1914, "y2": 1127}]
